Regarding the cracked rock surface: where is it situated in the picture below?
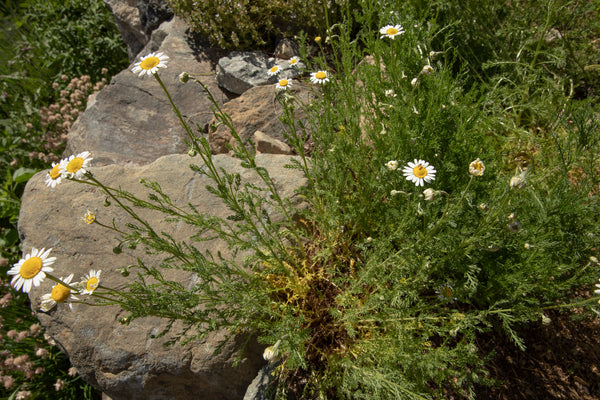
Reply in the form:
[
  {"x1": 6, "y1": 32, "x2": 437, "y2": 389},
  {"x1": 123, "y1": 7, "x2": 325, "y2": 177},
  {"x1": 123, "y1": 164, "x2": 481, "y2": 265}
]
[
  {"x1": 65, "y1": 17, "x2": 228, "y2": 167},
  {"x1": 20, "y1": 154, "x2": 306, "y2": 400}
]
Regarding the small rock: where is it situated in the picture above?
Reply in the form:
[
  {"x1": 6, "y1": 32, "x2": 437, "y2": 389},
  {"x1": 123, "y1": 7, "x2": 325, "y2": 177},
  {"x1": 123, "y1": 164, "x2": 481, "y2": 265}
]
[
  {"x1": 273, "y1": 38, "x2": 300, "y2": 59},
  {"x1": 254, "y1": 131, "x2": 293, "y2": 155},
  {"x1": 216, "y1": 51, "x2": 301, "y2": 95},
  {"x1": 209, "y1": 82, "x2": 316, "y2": 155}
]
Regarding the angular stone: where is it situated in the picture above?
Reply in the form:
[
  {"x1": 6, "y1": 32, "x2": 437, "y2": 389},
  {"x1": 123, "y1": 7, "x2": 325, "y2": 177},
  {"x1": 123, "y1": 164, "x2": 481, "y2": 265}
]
[
  {"x1": 137, "y1": 0, "x2": 173, "y2": 34},
  {"x1": 65, "y1": 17, "x2": 228, "y2": 167},
  {"x1": 254, "y1": 130, "x2": 293, "y2": 155},
  {"x1": 273, "y1": 38, "x2": 300, "y2": 60},
  {"x1": 210, "y1": 82, "x2": 316, "y2": 154},
  {"x1": 216, "y1": 51, "x2": 301, "y2": 95},
  {"x1": 19, "y1": 153, "x2": 307, "y2": 400},
  {"x1": 102, "y1": 0, "x2": 147, "y2": 60}
]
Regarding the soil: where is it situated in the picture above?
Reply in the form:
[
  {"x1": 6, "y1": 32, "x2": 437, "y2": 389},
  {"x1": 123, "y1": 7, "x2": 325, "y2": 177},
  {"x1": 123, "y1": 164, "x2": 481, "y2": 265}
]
[{"x1": 474, "y1": 309, "x2": 600, "y2": 399}]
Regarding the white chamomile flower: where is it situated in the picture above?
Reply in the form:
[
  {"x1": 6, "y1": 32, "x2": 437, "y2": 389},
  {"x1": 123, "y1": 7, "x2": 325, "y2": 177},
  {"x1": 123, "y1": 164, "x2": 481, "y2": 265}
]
[
  {"x1": 379, "y1": 24, "x2": 405, "y2": 39},
  {"x1": 385, "y1": 160, "x2": 399, "y2": 171},
  {"x1": 45, "y1": 162, "x2": 63, "y2": 188},
  {"x1": 469, "y1": 158, "x2": 485, "y2": 176},
  {"x1": 40, "y1": 274, "x2": 78, "y2": 312},
  {"x1": 276, "y1": 78, "x2": 292, "y2": 91},
  {"x1": 310, "y1": 70, "x2": 329, "y2": 85},
  {"x1": 385, "y1": 89, "x2": 397, "y2": 98},
  {"x1": 59, "y1": 151, "x2": 92, "y2": 179},
  {"x1": 402, "y1": 159, "x2": 436, "y2": 187},
  {"x1": 80, "y1": 269, "x2": 102, "y2": 295},
  {"x1": 267, "y1": 65, "x2": 281, "y2": 76},
  {"x1": 131, "y1": 52, "x2": 169, "y2": 77},
  {"x1": 8, "y1": 248, "x2": 56, "y2": 293},
  {"x1": 289, "y1": 57, "x2": 299, "y2": 67}
]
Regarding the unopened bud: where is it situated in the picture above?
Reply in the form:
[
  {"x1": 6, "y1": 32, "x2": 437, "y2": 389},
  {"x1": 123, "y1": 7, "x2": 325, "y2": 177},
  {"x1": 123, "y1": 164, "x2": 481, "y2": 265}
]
[{"x1": 178, "y1": 72, "x2": 190, "y2": 83}]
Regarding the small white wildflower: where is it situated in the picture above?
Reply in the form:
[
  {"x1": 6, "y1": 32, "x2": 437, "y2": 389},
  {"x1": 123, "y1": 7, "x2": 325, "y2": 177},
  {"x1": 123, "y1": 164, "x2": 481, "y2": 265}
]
[
  {"x1": 379, "y1": 24, "x2": 405, "y2": 39},
  {"x1": 385, "y1": 160, "x2": 399, "y2": 171}
]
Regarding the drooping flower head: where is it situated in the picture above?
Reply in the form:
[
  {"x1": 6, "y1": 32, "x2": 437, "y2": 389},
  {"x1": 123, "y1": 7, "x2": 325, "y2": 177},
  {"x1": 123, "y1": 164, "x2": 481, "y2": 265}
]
[
  {"x1": 40, "y1": 274, "x2": 78, "y2": 312},
  {"x1": 276, "y1": 79, "x2": 292, "y2": 91},
  {"x1": 469, "y1": 158, "x2": 485, "y2": 176},
  {"x1": 131, "y1": 52, "x2": 169, "y2": 77},
  {"x1": 59, "y1": 151, "x2": 92, "y2": 179},
  {"x1": 509, "y1": 171, "x2": 527, "y2": 189},
  {"x1": 80, "y1": 269, "x2": 101, "y2": 295},
  {"x1": 45, "y1": 162, "x2": 63, "y2": 188},
  {"x1": 267, "y1": 65, "x2": 280, "y2": 76},
  {"x1": 421, "y1": 65, "x2": 434, "y2": 75},
  {"x1": 402, "y1": 159, "x2": 436, "y2": 186},
  {"x1": 380, "y1": 24, "x2": 405, "y2": 39},
  {"x1": 310, "y1": 70, "x2": 329, "y2": 85},
  {"x1": 8, "y1": 248, "x2": 56, "y2": 293}
]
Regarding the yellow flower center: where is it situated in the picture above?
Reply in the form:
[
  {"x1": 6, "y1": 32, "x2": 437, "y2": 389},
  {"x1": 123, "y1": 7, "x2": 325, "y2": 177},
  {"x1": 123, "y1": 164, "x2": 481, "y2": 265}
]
[
  {"x1": 50, "y1": 165, "x2": 61, "y2": 180},
  {"x1": 19, "y1": 257, "x2": 43, "y2": 279},
  {"x1": 413, "y1": 165, "x2": 428, "y2": 178},
  {"x1": 315, "y1": 71, "x2": 327, "y2": 80},
  {"x1": 386, "y1": 27, "x2": 399, "y2": 36},
  {"x1": 440, "y1": 286, "x2": 453, "y2": 298},
  {"x1": 270, "y1": 66, "x2": 278, "y2": 73},
  {"x1": 290, "y1": 58, "x2": 297, "y2": 64},
  {"x1": 279, "y1": 79, "x2": 288, "y2": 87},
  {"x1": 86, "y1": 277, "x2": 99, "y2": 292},
  {"x1": 140, "y1": 56, "x2": 160, "y2": 70},
  {"x1": 51, "y1": 284, "x2": 71, "y2": 303},
  {"x1": 85, "y1": 213, "x2": 96, "y2": 224},
  {"x1": 473, "y1": 161, "x2": 483, "y2": 171},
  {"x1": 66, "y1": 157, "x2": 84, "y2": 173}
]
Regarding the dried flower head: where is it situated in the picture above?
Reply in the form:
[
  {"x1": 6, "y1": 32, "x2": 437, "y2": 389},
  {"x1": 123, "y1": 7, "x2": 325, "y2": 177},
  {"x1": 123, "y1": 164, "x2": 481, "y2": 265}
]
[{"x1": 469, "y1": 158, "x2": 485, "y2": 176}]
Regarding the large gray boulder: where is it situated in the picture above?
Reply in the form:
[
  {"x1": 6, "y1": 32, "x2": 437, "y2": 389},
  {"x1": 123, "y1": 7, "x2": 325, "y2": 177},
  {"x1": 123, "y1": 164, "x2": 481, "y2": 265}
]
[
  {"x1": 65, "y1": 17, "x2": 228, "y2": 167},
  {"x1": 19, "y1": 153, "x2": 306, "y2": 400}
]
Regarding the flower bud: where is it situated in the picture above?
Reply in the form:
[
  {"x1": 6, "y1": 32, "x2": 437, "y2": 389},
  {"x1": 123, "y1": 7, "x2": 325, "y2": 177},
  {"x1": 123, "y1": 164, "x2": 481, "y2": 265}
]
[
  {"x1": 178, "y1": 72, "x2": 190, "y2": 83},
  {"x1": 423, "y1": 188, "x2": 435, "y2": 201}
]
